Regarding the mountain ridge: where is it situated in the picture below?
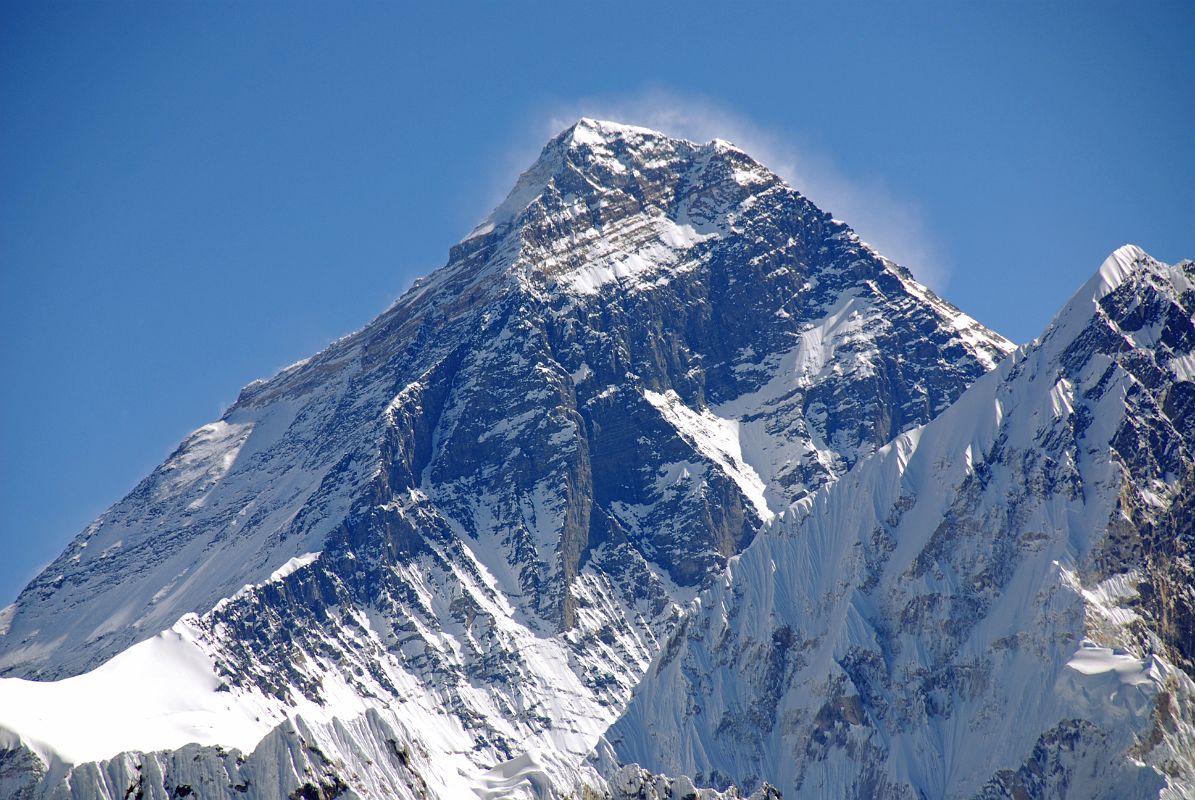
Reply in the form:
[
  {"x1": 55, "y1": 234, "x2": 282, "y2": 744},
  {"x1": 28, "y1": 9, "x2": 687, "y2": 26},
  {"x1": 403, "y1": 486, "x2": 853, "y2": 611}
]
[
  {"x1": 0, "y1": 118, "x2": 1010, "y2": 683},
  {"x1": 3, "y1": 120, "x2": 1187, "y2": 800}
]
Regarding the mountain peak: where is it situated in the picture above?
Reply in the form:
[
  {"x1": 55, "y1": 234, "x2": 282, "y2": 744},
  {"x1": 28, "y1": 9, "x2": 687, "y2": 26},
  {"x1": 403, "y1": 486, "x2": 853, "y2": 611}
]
[
  {"x1": 1041, "y1": 243, "x2": 1194, "y2": 355},
  {"x1": 463, "y1": 119, "x2": 774, "y2": 247},
  {"x1": 562, "y1": 118, "x2": 750, "y2": 161},
  {"x1": 564, "y1": 117, "x2": 668, "y2": 146}
]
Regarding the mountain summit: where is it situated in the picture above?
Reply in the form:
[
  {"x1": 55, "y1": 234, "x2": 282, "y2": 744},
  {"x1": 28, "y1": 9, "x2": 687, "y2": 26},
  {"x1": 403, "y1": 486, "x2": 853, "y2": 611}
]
[{"x1": 3, "y1": 122, "x2": 1189, "y2": 800}]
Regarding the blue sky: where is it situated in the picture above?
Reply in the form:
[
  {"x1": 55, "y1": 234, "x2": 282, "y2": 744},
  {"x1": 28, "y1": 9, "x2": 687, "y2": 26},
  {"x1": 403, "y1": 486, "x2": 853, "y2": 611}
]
[{"x1": 2, "y1": 1, "x2": 1192, "y2": 604}]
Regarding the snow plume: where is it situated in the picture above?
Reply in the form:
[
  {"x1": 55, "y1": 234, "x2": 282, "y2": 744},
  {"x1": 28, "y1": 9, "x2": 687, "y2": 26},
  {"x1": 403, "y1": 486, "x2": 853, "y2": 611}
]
[{"x1": 493, "y1": 87, "x2": 953, "y2": 291}]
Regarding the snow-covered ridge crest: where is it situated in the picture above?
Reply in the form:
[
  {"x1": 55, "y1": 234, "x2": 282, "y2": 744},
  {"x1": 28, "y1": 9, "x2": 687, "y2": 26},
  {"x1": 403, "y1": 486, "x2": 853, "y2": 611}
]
[
  {"x1": 1094, "y1": 243, "x2": 1149, "y2": 299},
  {"x1": 211, "y1": 551, "x2": 321, "y2": 613}
]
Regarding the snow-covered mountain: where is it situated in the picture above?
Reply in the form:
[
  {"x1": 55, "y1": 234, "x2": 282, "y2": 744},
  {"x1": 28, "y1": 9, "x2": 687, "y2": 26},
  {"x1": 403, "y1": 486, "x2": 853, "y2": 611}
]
[
  {"x1": 608, "y1": 245, "x2": 1195, "y2": 799},
  {"x1": 1, "y1": 119, "x2": 1188, "y2": 799}
]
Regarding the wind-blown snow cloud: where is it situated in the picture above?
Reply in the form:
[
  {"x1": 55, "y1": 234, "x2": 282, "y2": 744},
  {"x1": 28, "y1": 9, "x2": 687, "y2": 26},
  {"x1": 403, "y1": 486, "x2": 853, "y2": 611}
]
[{"x1": 485, "y1": 88, "x2": 952, "y2": 291}]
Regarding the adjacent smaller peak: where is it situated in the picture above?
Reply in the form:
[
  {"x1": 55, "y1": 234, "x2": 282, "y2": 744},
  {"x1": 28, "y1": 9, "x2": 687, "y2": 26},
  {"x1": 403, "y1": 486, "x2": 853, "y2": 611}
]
[
  {"x1": 1093, "y1": 244, "x2": 1149, "y2": 300},
  {"x1": 1054, "y1": 244, "x2": 1154, "y2": 315},
  {"x1": 1038, "y1": 243, "x2": 1188, "y2": 357}
]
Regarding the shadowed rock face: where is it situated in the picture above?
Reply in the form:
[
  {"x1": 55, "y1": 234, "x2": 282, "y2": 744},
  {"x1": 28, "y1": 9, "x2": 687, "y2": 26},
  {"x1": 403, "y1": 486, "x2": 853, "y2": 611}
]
[{"x1": 0, "y1": 119, "x2": 1018, "y2": 798}]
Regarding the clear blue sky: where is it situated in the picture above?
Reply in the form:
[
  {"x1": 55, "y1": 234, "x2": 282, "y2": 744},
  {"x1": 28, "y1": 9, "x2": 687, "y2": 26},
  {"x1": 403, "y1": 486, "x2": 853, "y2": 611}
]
[{"x1": 2, "y1": 1, "x2": 1192, "y2": 604}]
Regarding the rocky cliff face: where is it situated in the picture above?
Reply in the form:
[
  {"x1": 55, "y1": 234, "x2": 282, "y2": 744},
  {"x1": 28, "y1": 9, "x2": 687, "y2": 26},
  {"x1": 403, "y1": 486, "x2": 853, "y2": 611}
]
[
  {"x1": 608, "y1": 246, "x2": 1195, "y2": 799},
  {"x1": 5, "y1": 121, "x2": 1188, "y2": 800},
  {"x1": 0, "y1": 120, "x2": 1009, "y2": 688}
]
